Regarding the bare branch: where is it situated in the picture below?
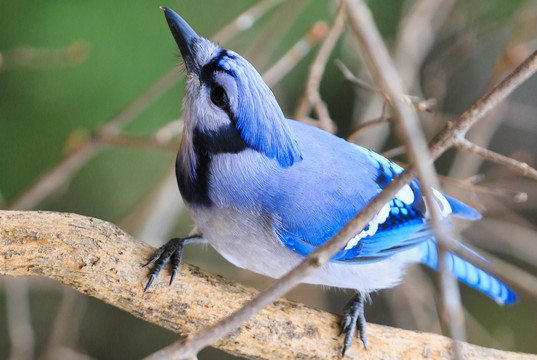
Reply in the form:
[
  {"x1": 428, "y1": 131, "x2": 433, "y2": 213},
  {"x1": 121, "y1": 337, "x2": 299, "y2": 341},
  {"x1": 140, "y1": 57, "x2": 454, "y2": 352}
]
[
  {"x1": 263, "y1": 21, "x2": 329, "y2": 87},
  {"x1": 455, "y1": 138, "x2": 537, "y2": 181},
  {"x1": 346, "y1": 114, "x2": 391, "y2": 140},
  {"x1": 438, "y1": 174, "x2": 528, "y2": 203},
  {"x1": 211, "y1": 0, "x2": 284, "y2": 44},
  {"x1": 97, "y1": 133, "x2": 180, "y2": 153},
  {"x1": 346, "y1": 97, "x2": 436, "y2": 142},
  {"x1": 8, "y1": 143, "x2": 102, "y2": 210},
  {"x1": 336, "y1": 59, "x2": 383, "y2": 94},
  {"x1": 337, "y1": 59, "x2": 436, "y2": 142},
  {"x1": 393, "y1": 0, "x2": 456, "y2": 91},
  {"x1": 336, "y1": 59, "x2": 438, "y2": 111},
  {"x1": 293, "y1": 1, "x2": 346, "y2": 133},
  {"x1": 348, "y1": 0, "x2": 452, "y2": 150},
  {"x1": 2, "y1": 210, "x2": 535, "y2": 360},
  {"x1": 381, "y1": 145, "x2": 406, "y2": 158},
  {"x1": 0, "y1": 41, "x2": 90, "y2": 72},
  {"x1": 5, "y1": 278, "x2": 35, "y2": 360},
  {"x1": 429, "y1": 49, "x2": 537, "y2": 154}
]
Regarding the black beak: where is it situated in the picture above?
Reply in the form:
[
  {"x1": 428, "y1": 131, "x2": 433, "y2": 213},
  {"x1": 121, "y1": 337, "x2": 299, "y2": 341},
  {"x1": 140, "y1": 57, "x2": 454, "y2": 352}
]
[{"x1": 160, "y1": 6, "x2": 201, "y2": 75}]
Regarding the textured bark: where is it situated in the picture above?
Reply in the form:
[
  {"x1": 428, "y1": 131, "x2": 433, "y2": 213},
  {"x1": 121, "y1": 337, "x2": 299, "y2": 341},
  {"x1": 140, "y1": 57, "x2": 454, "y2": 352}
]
[{"x1": 0, "y1": 210, "x2": 534, "y2": 360}]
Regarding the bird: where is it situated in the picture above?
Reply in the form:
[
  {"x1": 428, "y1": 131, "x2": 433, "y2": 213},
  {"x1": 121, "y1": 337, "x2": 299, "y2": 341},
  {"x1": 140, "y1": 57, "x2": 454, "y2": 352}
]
[{"x1": 145, "y1": 7, "x2": 518, "y2": 356}]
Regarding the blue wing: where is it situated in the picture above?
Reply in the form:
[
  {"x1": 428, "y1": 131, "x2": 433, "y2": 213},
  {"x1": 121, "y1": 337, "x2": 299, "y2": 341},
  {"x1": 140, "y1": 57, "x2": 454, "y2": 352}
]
[
  {"x1": 264, "y1": 120, "x2": 516, "y2": 303},
  {"x1": 274, "y1": 120, "x2": 479, "y2": 263}
]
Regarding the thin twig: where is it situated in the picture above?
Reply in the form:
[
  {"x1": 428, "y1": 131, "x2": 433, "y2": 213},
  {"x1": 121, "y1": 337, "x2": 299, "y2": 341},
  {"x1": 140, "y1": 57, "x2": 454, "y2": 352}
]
[
  {"x1": 99, "y1": 69, "x2": 183, "y2": 137},
  {"x1": 97, "y1": 133, "x2": 180, "y2": 152},
  {"x1": 349, "y1": 0, "x2": 452, "y2": 151},
  {"x1": 212, "y1": 0, "x2": 284, "y2": 44},
  {"x1": 429, "y1": 49, "x2": 537, "y2": 154},
  {"x1": 243, "y1": 0, "x2": 309, "y2": 68},
  {"x1": 337, "y1": 59, "x2": 436, "y2": 142},
  {"x1": 346, "y1": 98, "x2": 436, "y2": 142},
  {"x1": 381, "y1": 145, "x2": 406, "y2": 158},
  {"x1": 43, "y1": 288, "x2": 87, "y2": 359},
  {"x1": 293, "y1": 1, "x2": 346, "y2": 133},
  {"x1": 472, "y1": 217, "x2": 537, "y2": 267},
  {"x1": 346, "y1": 115, "x2": 391, "y2": 140},
  {"x1": 8, "y1": 143, "x2": 102, "y2": 210},
  {"x1": 438, "y1": 174, "x2": 527, "y2": 203},
  {"x1": 393, "y1": 0, "x2": 456, "y2": 91},
  {"x1": 0, "y1": 41, "x2": 90, "y2": 72},
  {"x1": 337, "y1": 59, "x2": 438, "y2": 112},
  {"x1": 5, "y1": 278, "x2": 35, "y2": 360},
  {"x1": 336, "y1": 59, "x2": 383, "y2": 94},
  {"x1": 154, "y1": 119, "x2": 183, "y2": 142},
  {"x1": 455, "y1": 138, "x2": 537, "y2": 181},
  {"x1": 263, "y1": 21, "x2": 329, "y2": 87}
]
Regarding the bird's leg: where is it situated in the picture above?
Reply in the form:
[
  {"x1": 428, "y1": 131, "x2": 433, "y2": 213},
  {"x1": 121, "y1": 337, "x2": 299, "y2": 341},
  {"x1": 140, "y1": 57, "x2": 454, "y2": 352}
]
[
  {"x1": 339, "y1": 291, "x2": 367, "y2": 356},
  {"x1": 143, "y1": 234, "x2": 203, "y2": 291}
]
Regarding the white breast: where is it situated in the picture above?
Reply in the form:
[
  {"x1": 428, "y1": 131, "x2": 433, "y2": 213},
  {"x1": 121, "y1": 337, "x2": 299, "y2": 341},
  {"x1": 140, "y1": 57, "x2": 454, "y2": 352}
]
[{"x1": 187, "y1": 204, "x2": 422, "y2": 293}]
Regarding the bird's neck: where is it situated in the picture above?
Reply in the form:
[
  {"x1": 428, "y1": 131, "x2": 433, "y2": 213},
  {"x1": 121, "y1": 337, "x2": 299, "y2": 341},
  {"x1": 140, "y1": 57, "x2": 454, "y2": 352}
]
[{"x1": 176, "y1": 122, "x2": 247, "y2": 206}]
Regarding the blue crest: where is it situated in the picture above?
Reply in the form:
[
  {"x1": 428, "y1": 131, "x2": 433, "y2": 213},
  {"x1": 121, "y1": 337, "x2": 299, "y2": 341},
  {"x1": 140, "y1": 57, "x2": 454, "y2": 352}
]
[{"x1": 222, "y1": 52, "x2": 302, "y2": 167}]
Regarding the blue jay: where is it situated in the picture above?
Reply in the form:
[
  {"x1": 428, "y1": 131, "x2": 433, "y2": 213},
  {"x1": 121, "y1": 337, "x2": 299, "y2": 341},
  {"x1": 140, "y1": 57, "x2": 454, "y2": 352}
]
[{"x1": 145, "y1": 7, "x2": 517, "y2": 356}]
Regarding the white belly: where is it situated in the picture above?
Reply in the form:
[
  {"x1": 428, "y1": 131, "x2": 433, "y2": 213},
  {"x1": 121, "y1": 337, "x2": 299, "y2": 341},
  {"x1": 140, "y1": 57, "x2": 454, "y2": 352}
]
[{"x1": 188, "y1": 205, "x2": 420, "y2": 292}]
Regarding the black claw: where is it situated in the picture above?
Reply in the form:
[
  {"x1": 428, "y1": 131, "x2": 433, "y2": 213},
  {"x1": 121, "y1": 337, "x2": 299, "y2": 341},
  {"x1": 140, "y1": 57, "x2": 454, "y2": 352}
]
[
  {"x1": 339, "y1": 292, "x2": 367, "y2": 356},
  {"x1": 169, "y1": 269, "x2": 177, "y2": 286},
  {"x1": 144, "y1": 274, "x2": 156, "y2": 292},
  {"x1": 170, "y1": 246, "x2": 183, "y2": 283},
  {"x1": 143, "y1": 237, "x2": 190, "y2": 291}
]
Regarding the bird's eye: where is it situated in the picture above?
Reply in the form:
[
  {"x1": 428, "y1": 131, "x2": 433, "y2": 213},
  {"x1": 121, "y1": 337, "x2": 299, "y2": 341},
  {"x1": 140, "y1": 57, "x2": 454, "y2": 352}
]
[{"x1": 210, "y1": 86, "x2": 228, "y2": 108}]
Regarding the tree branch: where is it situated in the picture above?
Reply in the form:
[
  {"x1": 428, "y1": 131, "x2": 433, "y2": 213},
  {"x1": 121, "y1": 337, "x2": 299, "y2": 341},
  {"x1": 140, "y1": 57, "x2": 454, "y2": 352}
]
[
  {"x1": 293, "y1": 1, "x2": 345, "y2": 133},
  {"x1": 455, "y1": 138, "x2": 537, "y2": 180},
  {"x1": 1, "y1": 210, "x2": 535, "y2": 360}
]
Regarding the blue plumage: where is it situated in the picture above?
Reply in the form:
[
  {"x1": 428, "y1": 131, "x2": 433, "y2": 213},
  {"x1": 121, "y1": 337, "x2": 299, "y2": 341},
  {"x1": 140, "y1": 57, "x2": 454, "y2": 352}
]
[
  {"x1": 212, "y1": 49, "x2": 302, "y2": 167},
  {"x1": 420, "y1": 240, "x2": 518, "y2": 304},
  {"x1": 147, "y1": 7, "x2": 518, "y2": 355}
]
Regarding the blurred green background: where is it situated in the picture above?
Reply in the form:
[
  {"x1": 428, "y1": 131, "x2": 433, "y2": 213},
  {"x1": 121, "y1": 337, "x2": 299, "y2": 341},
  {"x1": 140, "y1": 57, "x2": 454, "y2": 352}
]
[{"x1": 1, "y1": 0, "x2": 537, "y2": 359}]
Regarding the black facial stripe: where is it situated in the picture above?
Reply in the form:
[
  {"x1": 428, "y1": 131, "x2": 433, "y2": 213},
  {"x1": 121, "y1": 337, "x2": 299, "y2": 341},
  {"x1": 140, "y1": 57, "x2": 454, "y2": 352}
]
[
  {"x1": 176, "y1": 124, "x2": 248, "y2": 206},
  {"x1": 200, "y1": 49, "x2": 235, "y2": 84},
  {"x1": 194, "y1": 123, "x2": 247, "y2": 154}
]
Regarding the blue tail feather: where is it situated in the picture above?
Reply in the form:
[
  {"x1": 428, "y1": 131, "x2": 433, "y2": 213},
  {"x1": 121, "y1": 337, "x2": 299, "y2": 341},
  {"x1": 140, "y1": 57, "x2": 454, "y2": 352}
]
[
  {"x1": 420, "y1": 240, "x2": 518, "y2": 305},
  {"x1": 444, "y1": 194, "x2": 482, "y2": 220}
]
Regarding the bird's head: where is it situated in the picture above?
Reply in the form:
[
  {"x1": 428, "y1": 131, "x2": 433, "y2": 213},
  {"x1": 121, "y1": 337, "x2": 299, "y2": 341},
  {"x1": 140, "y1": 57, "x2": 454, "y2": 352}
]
[{"x1": 161, "y1": 7, "x2": 302, "y2": 168}]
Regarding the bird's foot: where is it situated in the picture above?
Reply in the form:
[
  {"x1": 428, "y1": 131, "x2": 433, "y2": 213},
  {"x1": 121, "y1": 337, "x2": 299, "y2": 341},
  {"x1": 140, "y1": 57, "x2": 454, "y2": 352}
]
[
  {"x1": 143, "y1": 235, "x2": 201, "y2": 291},
  {"x1": 339, "y1": 292, "x2": 367, "y2": 357}
]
